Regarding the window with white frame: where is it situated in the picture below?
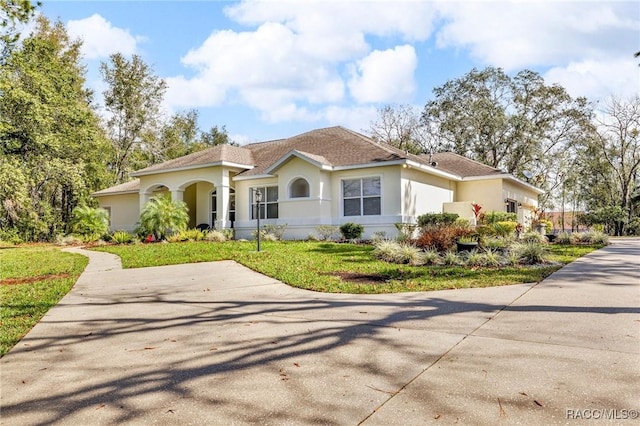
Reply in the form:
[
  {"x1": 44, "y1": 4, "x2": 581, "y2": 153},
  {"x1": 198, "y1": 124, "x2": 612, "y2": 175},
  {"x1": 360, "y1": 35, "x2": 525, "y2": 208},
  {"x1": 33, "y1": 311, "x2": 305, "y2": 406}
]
[
  {"x1": 251, "y1": 186, "x2": 278, "y2": 219},
  {"x1": 342, "y1": 177, "x2": 381, "y2": 216},
  {"x1": 289, "y1": 178, "x2": 310, "y2": 198}
]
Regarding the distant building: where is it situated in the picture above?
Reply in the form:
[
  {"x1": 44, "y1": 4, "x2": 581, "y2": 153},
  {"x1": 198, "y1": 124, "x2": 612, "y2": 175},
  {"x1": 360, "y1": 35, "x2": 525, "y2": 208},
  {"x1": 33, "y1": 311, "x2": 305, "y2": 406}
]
[{"x1": 544, "y1": 211, "x2": 587, "y2": 233}]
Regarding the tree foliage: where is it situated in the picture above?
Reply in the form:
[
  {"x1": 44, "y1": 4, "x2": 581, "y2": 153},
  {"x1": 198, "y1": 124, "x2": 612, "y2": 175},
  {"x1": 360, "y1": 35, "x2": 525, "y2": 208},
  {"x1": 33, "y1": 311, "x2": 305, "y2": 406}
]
[
  {"x1": 422, "y1": 67, "x2": 594, "y2": 205},
  {"x1": 100, "y1": 53, "x2": 167, "y2": 184},
  {"x1": 0, "y1": 17, "x2": 109, "y2": 241},
  {"x1": 574, "y1": 96, "x2": 640, "y2": 235},
  {"x1": 368, "y1": 104, "x2": 443, "y2": 154},
  {"x1": 1, "y1": 0, "x2": 39, "y2": 59}
]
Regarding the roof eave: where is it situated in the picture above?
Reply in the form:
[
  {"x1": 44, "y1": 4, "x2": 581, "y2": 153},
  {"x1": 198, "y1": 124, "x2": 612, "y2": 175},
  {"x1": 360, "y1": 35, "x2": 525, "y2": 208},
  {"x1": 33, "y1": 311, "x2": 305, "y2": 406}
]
[
  {"x1": 91, "y1": 189, "x2": 139, "y2": 197},
  {"x1": 265, "y1": 150, "x2": 333, "y2": 174},
  {"x1": 131, "y1": 161, "x2": 253, "y2": 177},
  {"x1": 462, "y1": 174, "x2": 545, "y2": 194}
]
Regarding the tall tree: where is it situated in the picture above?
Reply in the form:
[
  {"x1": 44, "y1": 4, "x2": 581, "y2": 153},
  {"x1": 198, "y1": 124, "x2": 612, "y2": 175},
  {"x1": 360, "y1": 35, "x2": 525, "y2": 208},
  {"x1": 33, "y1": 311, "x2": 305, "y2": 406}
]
[
  {"x1": 1, "y1": 0, "x2": 39, "y2": 60},
  {"x1": 576, "y1": 96, "x2": 640, "y2": 235},
  {"x1": 368, "y1": 104, "x2": 442, "y2": 154},
  {"x1": 100, "y1": 53, "x2": 167, "y2": 184},
  {"x1": 422, "y1": 67, "x2": 593, "y2": 206},
  {"x1": 0, "y1": 17, "x2": 109, "y2": 241}
]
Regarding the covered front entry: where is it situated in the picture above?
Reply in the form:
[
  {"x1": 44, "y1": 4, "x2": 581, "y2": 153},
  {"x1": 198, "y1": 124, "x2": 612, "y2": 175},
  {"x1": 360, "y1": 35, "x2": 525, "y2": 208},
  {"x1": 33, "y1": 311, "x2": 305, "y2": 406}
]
[{"x1": 137, "y1": 167, "x2": 240, "y2": 231}]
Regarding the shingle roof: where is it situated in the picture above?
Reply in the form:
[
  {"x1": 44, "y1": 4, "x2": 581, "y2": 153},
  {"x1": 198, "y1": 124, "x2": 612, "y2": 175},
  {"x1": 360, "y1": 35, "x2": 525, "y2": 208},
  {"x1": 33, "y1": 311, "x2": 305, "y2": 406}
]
[
  {"x1": 93, "y1": 127, "x2": 520, "y2": 196},
  {"x1": 237, "y1": 126, "x2": 409, "y2": 176},
  {"x1": 92, "y1": 179, "x2": 140, "y2": 196},
  {"x1": 426, "y1": 152, "x2": 504, "y2": 177},
  {"x1": 132, "y1": 144, "x2": 255, "y2": 175}
]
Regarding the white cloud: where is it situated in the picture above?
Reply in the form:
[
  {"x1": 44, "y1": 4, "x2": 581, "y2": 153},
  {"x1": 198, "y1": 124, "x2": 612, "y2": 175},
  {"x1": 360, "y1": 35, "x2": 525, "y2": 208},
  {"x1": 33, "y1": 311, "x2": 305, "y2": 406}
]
[
  {"x1": 164, "y1": 1, "x2": 436, "y2": 122},
  {"x1": 544, "y1": 58, "x2": 640, "y2": 100},
  {"x1": 348, "y1": 45, "x2": 417, "y2": 103},
  {"x1": 322, "y1": 105, "x2": 379, "y2": 133},
  {"x1": 67, "y1": 14, "x2": 142, "y2": 60},
  {"x1": 434, "y1": 1, "x2": 638, "y2": 70}
]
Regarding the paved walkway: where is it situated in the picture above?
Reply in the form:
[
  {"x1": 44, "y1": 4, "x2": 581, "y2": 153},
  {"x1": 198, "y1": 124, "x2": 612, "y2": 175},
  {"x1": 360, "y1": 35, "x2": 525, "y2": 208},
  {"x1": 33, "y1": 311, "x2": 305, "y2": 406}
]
[{"x1": 1, "y1": 240, "x2": 638, "y2": 425}]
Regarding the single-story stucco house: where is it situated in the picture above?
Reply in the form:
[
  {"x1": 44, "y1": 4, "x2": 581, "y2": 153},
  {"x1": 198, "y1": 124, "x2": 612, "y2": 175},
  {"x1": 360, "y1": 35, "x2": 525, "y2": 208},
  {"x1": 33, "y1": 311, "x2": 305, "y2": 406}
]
[{"x1": 92, "y1": 126, "x2": 544, "y2": 240}]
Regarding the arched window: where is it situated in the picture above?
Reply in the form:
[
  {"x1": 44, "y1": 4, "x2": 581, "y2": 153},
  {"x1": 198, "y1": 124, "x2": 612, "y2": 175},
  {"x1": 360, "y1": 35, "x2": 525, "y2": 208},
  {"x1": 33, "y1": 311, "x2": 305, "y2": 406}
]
[{"x1": 289, "y1": 178, "x2": 310, "y2": 198}]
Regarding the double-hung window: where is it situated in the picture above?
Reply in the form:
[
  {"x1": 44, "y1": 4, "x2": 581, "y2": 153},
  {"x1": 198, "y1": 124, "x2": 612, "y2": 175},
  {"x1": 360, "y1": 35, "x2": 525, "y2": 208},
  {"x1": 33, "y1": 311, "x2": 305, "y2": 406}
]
[
  {"x1": 342, "y1": 177, "x2": 381, "y2": 216},
  {"x1": 251, "y1": 186, "x2": 278, "y2": 219}
]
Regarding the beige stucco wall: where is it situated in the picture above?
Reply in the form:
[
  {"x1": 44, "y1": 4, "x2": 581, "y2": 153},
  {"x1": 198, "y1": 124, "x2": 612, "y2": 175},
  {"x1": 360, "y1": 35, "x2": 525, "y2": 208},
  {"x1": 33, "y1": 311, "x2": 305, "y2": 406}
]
[
  {"x1": 400, "y1": 167, "x2": 455, "y2": 220},
  {"x1": 96, "y1": 193, "x2": 139, "y2": 232},
  {"x1": 450, "y1": 178, "x2": 540, "y2": 224}
]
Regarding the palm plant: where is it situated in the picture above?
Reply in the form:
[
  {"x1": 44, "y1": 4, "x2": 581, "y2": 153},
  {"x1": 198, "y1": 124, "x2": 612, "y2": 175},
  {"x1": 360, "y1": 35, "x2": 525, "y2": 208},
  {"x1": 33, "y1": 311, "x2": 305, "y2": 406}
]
[
  {"x1": 71, "y1": 205, "x2": 109, "y2": 240},
  {"x1": 139, "y1": 194, "x2": 188, "y2": 240}
]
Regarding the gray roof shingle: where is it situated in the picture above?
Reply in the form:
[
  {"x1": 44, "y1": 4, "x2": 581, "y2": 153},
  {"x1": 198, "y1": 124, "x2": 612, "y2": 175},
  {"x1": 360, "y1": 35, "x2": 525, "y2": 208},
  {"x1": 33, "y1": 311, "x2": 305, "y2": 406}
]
[{"x1": 93, "y1": 127, "x2": 515, "y2": 195}]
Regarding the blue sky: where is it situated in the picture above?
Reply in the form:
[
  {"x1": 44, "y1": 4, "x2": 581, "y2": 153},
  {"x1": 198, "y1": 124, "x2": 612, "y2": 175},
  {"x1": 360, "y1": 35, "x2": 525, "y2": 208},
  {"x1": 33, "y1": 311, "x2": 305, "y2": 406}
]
[{"x1": 38, "y1": 0, "x2": 639, "y2": 144}]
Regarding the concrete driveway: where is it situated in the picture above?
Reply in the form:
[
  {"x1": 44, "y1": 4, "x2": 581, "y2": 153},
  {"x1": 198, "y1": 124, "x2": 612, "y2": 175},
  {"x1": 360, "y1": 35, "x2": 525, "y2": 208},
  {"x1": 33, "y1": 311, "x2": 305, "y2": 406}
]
[{"x1": 1, "y1": 239, "x2": 639, "y2": 425}]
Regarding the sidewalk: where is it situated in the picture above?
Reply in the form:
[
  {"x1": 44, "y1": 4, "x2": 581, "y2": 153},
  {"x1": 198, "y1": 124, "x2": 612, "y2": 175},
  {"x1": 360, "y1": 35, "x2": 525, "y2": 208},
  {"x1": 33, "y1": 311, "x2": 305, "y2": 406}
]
[{"x1": 1, "y1": 239, "x2": 638, "y2": 425}]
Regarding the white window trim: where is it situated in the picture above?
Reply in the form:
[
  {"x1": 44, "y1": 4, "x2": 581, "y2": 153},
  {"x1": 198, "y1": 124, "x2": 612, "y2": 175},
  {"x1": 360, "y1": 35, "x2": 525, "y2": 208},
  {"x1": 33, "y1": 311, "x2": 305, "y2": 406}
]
[
  {"x1": 288, "y1": 176, "x2": 311, "y2": 199},
  {"x1": 250, "y1": 185, "x2": 279, "y2": 220},
  {"x1": 340, "y1": 175, "x2": 383, "y2": 217}
]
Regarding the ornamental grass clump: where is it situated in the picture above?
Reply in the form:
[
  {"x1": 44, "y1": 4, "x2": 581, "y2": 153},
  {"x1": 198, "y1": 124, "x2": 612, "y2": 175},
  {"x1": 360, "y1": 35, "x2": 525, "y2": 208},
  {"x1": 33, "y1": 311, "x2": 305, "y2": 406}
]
[
  {"x1": 522, "y1": 232, "x2": 548, "y2": 244},
  {"x1": 205, "y1": 230, "x2": 228, "y2": 242},
  {"x1": 442, "y1": 250, "x2": 462, "y2": 266},
  {"x1": 373, "y1": 240, "x2": 423, "y2": 265},
  {"x1": 421, "y1": 248, "x2": 441, "y2": 265},
  {"x1": 555, "y1": 232, "x2": 576, "y2": 245},
  {"x1": 483, "y1": 248, "x2": 504, "y2": 267},
  {"x1": 463, "y1": 250, "x2": 486, "y2": 267},
  {"x1": 509, "y1": 242, "x2": 549, "y2": 265},
  {"x1": 577, "y1": 231, "x2": 609, "y2": 245}
]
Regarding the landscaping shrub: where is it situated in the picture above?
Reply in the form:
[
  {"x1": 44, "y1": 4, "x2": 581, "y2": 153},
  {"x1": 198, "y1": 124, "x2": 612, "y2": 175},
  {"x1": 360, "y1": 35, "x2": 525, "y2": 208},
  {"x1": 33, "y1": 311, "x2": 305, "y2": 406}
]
[
  {"x1": 577, "y1": 231, "x2": 609, "y2": 245},
  {"x1": 263, "y1": 224, "x2": 287, "y2": 240},
  {"x1": 509, "y1": 242, "x2": 549, "y2": 265},
  {"x1": 206, "y1": 230, "x2": 228, "y2": 242},
  {"x1": 167, "y1": 228, "x2": 207, "y2": 242},
  {"x1": 480, "y1": 211, "x2": 517, "y2": 224},
  {"x1": 554, "y1": 232, "x2": 576, "y2": 245},
  {"x1": 112, "y1": 231, "x2": 133, "y2": 244},
  {"x1": 373, "y1": 240, "x2": 424, "y2": 265},
  {"x1": 522, "y1": 232, "x2": 548, "y2": 244},
  {"x1": 421, "y1": 248, "x2": 441, "y2": 265},
  {"x1": 463, "y1": 250, "x2": 486, "y2": 267},
  {"x1": 71, "y1": 205, "x2": 109, "y2": 241},
  {"x1": 442, "y1": 250, "x2": 462, "y2": 266},
  {"x1": 55, "y1": 234, "x2": 83, "y2": 246},
  {"x1": 314, "y1": 225, "x2": 340, "y2": 241},
  {"x1": 138, "y1": 194, "x2": 189, "y2": 240},
  {"x1": 371, "y1": 231, "x2": 387, "y2": 241},
  {"x1": 415, "y1": 225, "x2": 471, "y2": 252},
  {"x1": 394, "y1": 223, "x2": 417, "y2": 242},
  {"x1": 483, "y1": 248, "x2": 504, "y2": 267},
  {"x1": 491, "y1": 221, "x2": 517, "y2": 238},
  {"x1": 482, "y1": 237, "x2": 509, "y2": 251},
  {"x1": 417, "y1": 212, "x2": 459, "y2": 228},
  {"x1": 340, "y1": 222, "x2": 364, "y2": 240}
]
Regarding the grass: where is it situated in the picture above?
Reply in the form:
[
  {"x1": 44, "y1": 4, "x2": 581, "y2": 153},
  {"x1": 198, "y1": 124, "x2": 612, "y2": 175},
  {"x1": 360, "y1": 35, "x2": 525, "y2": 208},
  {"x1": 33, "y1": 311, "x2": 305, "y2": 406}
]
[
  {"x1": 0, "y1": 240, "x2": 604, "y2": 356},
  {"x1": 93, "y1": 241, "x2": 604, "y2": 294},
  {"x1": 0, "y1": 246, "x2": 88, "y2": 356}
]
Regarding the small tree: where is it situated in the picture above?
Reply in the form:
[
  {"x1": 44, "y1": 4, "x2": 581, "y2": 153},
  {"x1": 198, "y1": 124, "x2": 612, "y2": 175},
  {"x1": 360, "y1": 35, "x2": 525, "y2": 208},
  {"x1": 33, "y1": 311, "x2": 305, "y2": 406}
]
[
  {"x1": 138, "y1": 194, "x2": 188, "y2": 240},
  {"x1": 71, "y1": 205, "x2": 109, "y2": 240}
]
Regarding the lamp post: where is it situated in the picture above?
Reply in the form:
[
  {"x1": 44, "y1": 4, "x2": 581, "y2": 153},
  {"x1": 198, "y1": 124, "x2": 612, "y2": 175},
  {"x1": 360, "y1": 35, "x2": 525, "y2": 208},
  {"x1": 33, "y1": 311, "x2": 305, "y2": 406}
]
[{"x1": 254, "y1": 189, "x2": 262, "y2": 252}]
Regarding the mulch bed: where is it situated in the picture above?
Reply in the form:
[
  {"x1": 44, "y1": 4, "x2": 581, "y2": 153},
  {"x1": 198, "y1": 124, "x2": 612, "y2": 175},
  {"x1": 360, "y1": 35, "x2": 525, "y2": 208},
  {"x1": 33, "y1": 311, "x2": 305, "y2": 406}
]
[{"x1": 0, "y1": 273, "x2": 71, "y2": 286}]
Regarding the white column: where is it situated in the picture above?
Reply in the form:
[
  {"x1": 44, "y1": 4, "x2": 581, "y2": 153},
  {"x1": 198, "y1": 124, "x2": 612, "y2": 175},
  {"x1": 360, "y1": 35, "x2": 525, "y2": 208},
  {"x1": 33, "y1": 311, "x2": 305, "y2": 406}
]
[
  {"x1": 217, "y1": 172, "x2": 230, "y2": 229},
  {"x1": 170, "y1": 189, "x2": 184, "y2": 202}
]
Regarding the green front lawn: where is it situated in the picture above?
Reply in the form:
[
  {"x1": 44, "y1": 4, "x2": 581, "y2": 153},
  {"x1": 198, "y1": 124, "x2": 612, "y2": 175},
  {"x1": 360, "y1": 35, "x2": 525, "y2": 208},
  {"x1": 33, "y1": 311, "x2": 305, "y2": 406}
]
[
  {"x1": 93, "y1": 240, "x2": 602, "y2": 293},
  {"x1": 0, "y1": 246, "x2": 88, "y2": 356}
]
